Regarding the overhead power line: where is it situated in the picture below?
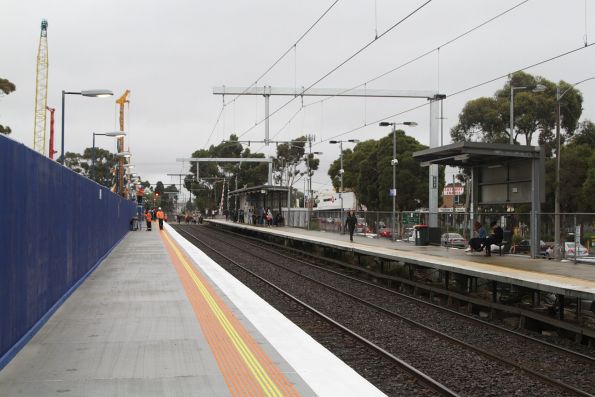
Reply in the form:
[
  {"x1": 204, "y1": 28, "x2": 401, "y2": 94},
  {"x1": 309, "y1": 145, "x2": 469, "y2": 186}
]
[
  {"x1": 225, "y1": 0, "x2": 341, "y2": 107},
  {"x1": 319, "y1": 42, "x2": 595, "y2": 144},
  {"x1": 260, "y1": 0, "x2": 527, "y2": 146},
  {"x1": 204, "y1": 104, "x2": 225, "y2": 149},
  {"x1": 206, "y1": 0, "x2": 341, "y2": 149},
  {"x1": 300, "y1": 0, "x2": 532, "y2": 111},
  {"x1": 263, "y1": 1, "x2": 531, "y2": 147},
  {"x1": 236, "y1": 0, "x2": 434, "y2": 141}
]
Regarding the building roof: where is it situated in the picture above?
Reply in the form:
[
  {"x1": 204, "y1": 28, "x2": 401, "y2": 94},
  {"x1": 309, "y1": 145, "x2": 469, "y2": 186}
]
[{"x1": 228, "y1": 184, "x2": 289, "y2": 196}]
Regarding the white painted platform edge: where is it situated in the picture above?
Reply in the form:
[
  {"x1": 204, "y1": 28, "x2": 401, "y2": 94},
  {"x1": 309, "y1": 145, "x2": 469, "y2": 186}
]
[{"x1": 166, "y1": 224, "x2": 386, "y2": 397}]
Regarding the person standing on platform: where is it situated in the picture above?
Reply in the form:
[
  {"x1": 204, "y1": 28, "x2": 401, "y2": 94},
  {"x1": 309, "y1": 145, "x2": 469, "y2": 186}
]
[
  {"x1": 144, "y1": 209, "x2": 152, "y2": 231},
  {"x1": 156, "y1": 207, "x2": 165, "y2": 231},
  {"x1": 346, "y1": 211, "x2": 357, "y2": 242}
]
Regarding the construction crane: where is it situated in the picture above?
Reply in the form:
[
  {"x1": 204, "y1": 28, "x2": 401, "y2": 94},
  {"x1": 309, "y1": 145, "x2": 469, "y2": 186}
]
[
  {"x1": 46, "y1": 106, "x2": 56, "y2": 159},
  {"x1": 115, "y1": 90, "x2": 130, "y2": 197},
  {"x1": 33, "y1": 19, "x2": 49, "y2": 155}
]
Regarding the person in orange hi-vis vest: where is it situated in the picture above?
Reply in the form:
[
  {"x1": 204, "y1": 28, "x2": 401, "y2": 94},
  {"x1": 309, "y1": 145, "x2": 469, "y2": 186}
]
[
  {"x1": 156, "y1": 207, "x2": 165, "y2": 231},
  {"x1": 144, "y1": 209, "x2": 152, "y2": 231}
]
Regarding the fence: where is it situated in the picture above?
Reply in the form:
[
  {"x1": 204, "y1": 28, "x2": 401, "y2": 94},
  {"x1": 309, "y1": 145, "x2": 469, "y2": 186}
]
[
  {"x1": 283, "y1": 206, "x2": 595, "y2": 255},
  {"x1": 0, "y1": 135, "x2": 136, "y2": 368}
]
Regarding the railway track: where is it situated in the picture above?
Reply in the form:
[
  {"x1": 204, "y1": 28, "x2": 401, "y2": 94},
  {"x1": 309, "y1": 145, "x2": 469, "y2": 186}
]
[
  {"x1": 172, "y1": 225, "x2": 454, "y2": 396},
  {"x1": 173, "y1": 225, "x2": 595, "y2": 397}
]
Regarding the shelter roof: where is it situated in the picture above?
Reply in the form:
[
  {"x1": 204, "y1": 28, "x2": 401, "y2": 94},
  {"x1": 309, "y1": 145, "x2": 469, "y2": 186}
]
[
  {"x1": 228, "y1": 184, "x2": 289, "y2": 195},
  {"x1": 413, "y1": 142, "x2": 543, "y2": 167}
]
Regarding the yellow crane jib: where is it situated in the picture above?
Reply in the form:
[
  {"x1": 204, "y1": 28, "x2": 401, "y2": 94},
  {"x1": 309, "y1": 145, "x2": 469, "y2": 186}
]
[{"x1": 115, "y1": 90, "x2": 130, "y2": 197}]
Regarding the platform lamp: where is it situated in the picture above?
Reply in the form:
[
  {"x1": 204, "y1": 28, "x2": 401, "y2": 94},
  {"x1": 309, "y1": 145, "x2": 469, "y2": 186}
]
[
  {"x1": 91, "y1": 131, "x2": 126, "y2": 181},
  {"x1": 115, "y1": 151, "x2": 132, "y2": 194},
  {"x1": 329, "y1": 139, "x2": 359, "y2": 235},
  {"x1": 304, "y1": 151, "x2": 323, "y2": 230},
  {"x1": 379, "y1": 121, "x2": 417, "y2": 241},
  {"x1": 61, "y1": 89, "x2": 113, "y2": 165}
]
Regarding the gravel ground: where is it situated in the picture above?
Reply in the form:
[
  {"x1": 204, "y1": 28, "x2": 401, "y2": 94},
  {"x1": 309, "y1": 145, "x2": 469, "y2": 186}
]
[{"x1": 176, "y1": 225, "x2": 591, "y2": 397}]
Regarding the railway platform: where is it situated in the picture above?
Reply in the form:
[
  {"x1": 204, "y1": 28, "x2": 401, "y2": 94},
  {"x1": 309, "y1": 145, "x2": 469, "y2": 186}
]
[
  {"x1": 204, "y1": 219, "x2": 595, "y2": 301},
  {"x1": 0, "y1": 224, "x2": 384, "y2": 397}
]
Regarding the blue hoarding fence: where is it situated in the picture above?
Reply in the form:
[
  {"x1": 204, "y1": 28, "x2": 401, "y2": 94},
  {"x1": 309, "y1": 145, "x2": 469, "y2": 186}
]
[{"x1": 0, "y1": 134, "x2": 136, "y2": 368}]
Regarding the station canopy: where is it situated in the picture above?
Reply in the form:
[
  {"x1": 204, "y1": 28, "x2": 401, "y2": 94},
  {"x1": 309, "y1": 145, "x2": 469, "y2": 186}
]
[{"x1": 413, "y1": 142, "x2": 543, "y2": 167}]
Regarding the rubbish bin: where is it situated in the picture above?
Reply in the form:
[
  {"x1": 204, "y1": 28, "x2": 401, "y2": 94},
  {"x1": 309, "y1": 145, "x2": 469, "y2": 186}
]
[{"x1": 415, "y1": 224, "x2": 429, "y2": 246}]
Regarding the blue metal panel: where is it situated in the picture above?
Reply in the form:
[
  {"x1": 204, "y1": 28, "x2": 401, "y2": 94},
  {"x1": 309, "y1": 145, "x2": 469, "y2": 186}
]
[{"x1": 0, "y1": 135, "x2": 136, "y2": 366}]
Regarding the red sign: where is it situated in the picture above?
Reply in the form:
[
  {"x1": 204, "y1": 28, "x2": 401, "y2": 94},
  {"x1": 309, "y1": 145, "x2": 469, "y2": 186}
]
[{"x1": 443, "y1": 186, "x2": 464, "y2": 196}]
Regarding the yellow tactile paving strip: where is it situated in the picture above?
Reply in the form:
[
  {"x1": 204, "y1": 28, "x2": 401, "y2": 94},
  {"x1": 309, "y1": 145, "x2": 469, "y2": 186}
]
[{"x1": 160, "y1": 230, "x2": 301, "y2": 397}]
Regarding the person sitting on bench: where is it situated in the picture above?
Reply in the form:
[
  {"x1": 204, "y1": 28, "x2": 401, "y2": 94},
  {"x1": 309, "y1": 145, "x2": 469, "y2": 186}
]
[
  {"x1": 481, "y1": 221, "x2": 503, "y2": 257},
  {"x1": 467, "y1": 221, "x2": 487, "y2": 252}
]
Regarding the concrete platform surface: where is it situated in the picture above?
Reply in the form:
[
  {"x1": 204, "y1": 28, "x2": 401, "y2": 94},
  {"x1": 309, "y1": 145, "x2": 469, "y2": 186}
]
[{"x1": 0, "y1": 223, "x2": 386, "y2": 397}]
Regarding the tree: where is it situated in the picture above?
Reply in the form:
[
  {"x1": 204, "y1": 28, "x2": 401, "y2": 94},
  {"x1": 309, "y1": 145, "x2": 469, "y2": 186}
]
[
  {"x1": 569, "y1": 120, "x2": 595, "y2": 147},
  {"x1": 81, "y1": 147, "x2": 118, "y2": 188},
  {"x1": 275, "y1": 136, "x2": 307, "y2": 187},
  {"x1": 0, "y1": 77, "x2": 16, "y2": 135},
  {"x1": 162, "y1": 184, "x2": 179, "y2": 213},
  {"x1": 184, "y1": 134, "x2": 269, "y2": 211},
  {"x1": 328, "y1": 130, "x2": 437, "y2": 211},
  {"x1": 451, "y1": 72, "x2": 583, "y2": 152},
  {"x1": 544, "y1": 120, "x2": 595, "y2": 213}
]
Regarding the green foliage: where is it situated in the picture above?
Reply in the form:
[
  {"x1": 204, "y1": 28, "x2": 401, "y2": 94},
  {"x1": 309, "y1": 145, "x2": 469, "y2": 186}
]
[
  {"x1": 161, "y1": 184, "x2": 178, "y2": 213},
  {"x1": 569, "y1": 120, "x2": 595, "y2": 146},
  {"x1": 450, "y1": 71, "x2": 583, "y2": 153},
  {"x1": 186, "y1": 135, "x2": 269, "y2": 210},
  {"x1": 511, "y1": 233, "x2": 523, "y2": 245},
  {"x1": 0, "y1": 78, "x2": 16, "y2": 94},
  {"x1": 0, "y1": 77, "x2": 16, "y2": 135},
  {"x1": 544, "y1": 120, "x2": 595, "y2": 212},
  {"x1": 327, "y1": 130, "x2": 438, "y2": 211},
  {"x1": 80, "y1": 147, "x2": 119, "y2": 188},
  {"x1": 275, "y1": 136, "x2": 307, "y2": 188},
  {"x1": 185, "y1": 134, "x2": 319, "y2": 211}
]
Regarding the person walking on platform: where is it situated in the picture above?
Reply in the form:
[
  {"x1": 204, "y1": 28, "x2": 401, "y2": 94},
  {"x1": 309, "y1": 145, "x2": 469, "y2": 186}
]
[
  {"x1": 144, "y1": 209, "x2": 152, "y2": 231},
  {"x1": 156, "y1": 207, "x2": 165, "y2": 231},
  {"x1": 346, "y1": 211, "x2": 357, "y2": 242}
]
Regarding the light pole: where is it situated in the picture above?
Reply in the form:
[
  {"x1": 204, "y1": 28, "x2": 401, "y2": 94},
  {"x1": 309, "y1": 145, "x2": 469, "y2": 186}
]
[
  {"x1": 91, "y1": 131, "x2": 126, "y2": 181},
  {"x1": 509, "y1": 83, "x2": 545, "y2": 144},
  {"x1": 61, "y1": 89, "x2": 113, "y2": 164},
  {"x1": 114, "y1": 151, "x2": 131, "y2": 194},
  {"x1": 554, "y1": 76, "x2": 595, "y2": 259},
  {"x1": 379, "y1": 121, "x2": 417, "y2": 241},
  {"x1": 329, "y1": 139, "x2": 359, "y2": 234},
  {"x1": 304, "y1": 151, "x2": 322, "y2": 230}
]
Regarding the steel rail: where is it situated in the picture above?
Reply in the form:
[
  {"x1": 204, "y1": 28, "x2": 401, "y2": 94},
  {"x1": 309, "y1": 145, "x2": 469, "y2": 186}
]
[
  {"x1": 175, "y1": 226, "x2": 458, "y2": 397},
  {"x1": 183, "y1": 225, "x2": 594, "y2": 397},
  {"x1": 209, "y1": 224, "x2": 595, "y2": 364}
]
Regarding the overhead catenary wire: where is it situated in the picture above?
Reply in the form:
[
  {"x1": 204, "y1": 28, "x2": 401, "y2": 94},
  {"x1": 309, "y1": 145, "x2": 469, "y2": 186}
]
[
  {"x1": 204, "y1": 104, "x2": 226, "y2": 149},
  {"x1": 224, "y1": 0, "x2": 341, "y2": 108},
  {"x1": 266, "y1": 0, "x2": 524, "y2": 148},
  {"x1": 241, "y1": 0, "x2": 529, "y2": 146},
  {"x1": 298, "y1": 0, "x2": 532, "y2": 111},
  {"x1": 204, "y1": 0, "x2": 340, "y2": 149},
  {"x1": 235, "y1": 0, "x2": 434, "y2": 141},
  {"x1": 318, "y1": 42, "x2": 595, "y2": 145}
]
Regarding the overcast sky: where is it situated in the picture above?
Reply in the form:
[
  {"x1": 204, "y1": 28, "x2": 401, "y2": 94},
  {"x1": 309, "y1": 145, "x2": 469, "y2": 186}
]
[{"x1": 2, "y1": 0, "x2": 594, "y2": 199}]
